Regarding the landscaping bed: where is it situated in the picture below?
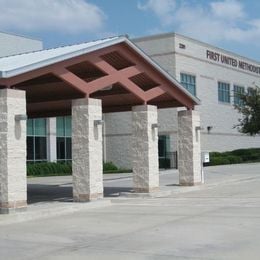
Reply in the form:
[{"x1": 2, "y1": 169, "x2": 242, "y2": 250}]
[
  {"x1": 207, "y1": 148, "x2": 260, "y2": 166},
  {"x1": 27, "y1": 161, "x2": 131, "y2": 177}
]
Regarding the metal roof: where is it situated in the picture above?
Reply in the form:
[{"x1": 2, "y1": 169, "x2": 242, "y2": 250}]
[
  {"x1": 0, "y1": 35, "x2": 200, "y2": 105},
  {"x1": 0, "y1": 36, "x2": 125, "y2": 78}
]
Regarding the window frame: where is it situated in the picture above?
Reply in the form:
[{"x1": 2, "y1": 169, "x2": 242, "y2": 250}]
[
  {"x1": 233, "y1": 85, "x2": 245, "y2": 106},
  {"x1": 27, "y1": 118, "x2": 47, "y2": 163},
  {"x1": 218, "y1": 81, "x2": 231, "y2": 104},
  {"x1": 180, "y1": 72, "x2": 196, "y2": 96},
  {"x1": 56, "y1": 116, "x2": 72, "y2": 163}
]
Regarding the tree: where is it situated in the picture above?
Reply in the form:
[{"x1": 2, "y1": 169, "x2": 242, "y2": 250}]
[{"x1": 234, "y1": 85, "x2": 260, "y2": 135}]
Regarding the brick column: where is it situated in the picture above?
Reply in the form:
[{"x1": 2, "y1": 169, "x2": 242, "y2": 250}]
[
  {"x1": 132, "y1": 105, "x2": 159, "y2": 193},
  {"x1": 178, "y1": 110, "x2": 202, "y2": 186},
  {"x1": 72, "y1": 98, "x2": 103, "y2": 201},
  {"x1": 0, "y1": 89, "x2": 27, "y2": 213}
]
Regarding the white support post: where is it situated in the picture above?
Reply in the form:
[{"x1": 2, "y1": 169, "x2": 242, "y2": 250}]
[
  {"x1": 0, "y1": 89, "x2": 27, "y2": 213},
  {"x1": 47, "y1": 117, "x2": 57, "y2": 162},
  {"x1": 132, "y1": 105, "x2": 159, "y2": 193},
  {"x1": 72, "y1": 98, "x2": 103, "y2": 201},
  {"x1": 178, "y1": 110, "x2": 202, "y2": 186}
]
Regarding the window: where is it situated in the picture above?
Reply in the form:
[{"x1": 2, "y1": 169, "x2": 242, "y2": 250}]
[
  {"x1": 218, "y1": 82, "x2": 230, "y2": 103},
  {"x1": 180, "y1": 73, "x2": 196, "y2": 96},
  {"x1": 234, "y1": 85, "x2": 245, "y2": 106},
  {"x1": 56, "y1": 116, "x2": 72, "y2": 162},
  {"x1": 27, "y1": 118, "x2": 47, "y2": 163},
  {"x1": 247, "y1": 87, "x2": 255, "y2": 96}
]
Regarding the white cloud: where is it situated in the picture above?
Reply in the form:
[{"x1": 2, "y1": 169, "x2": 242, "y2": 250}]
[
  {"x1": 138, "y1": 0, "x2": 176, "y2": 26},
  {"x1": 0, "y1": 0, "x2": 106, "y2": 34},
  {"x1": 138, "y1": 0, "x2": 260, "y2": 45},
  {"x1": 210, "y1": 0, "x2": 245, "y2": 21}
]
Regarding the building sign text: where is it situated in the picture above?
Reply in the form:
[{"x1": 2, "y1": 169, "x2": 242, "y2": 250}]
[{"x1": 206, "y1": 50, "x2": 260, "y2": 75}]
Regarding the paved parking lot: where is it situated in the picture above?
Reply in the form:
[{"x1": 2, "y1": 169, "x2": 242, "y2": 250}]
[{"x1": 0, "y1": 163, "x2": 260, "y2": 259}]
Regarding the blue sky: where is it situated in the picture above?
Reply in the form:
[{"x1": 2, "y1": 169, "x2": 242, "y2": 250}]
[{"x1": 0, "y1": 0, "x2": 260, "y2": 61}]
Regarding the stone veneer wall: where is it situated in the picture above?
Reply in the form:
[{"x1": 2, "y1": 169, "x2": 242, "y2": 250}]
[
  {"x1": 0, "y1": 89, "x2": 27, "y2": 213},
  {"x1": 178, "y1": 110, "x2": 202, "y2": 185},
  {"x1": 72, "y1": 98, "x2": 103, "y2": 201},
  {"x1": 132, "y1": 105, "x2": 159, "y2": 192}
]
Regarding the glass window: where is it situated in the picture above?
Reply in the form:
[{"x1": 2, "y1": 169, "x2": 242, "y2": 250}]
[
  {"x1": 234, "y1": 85, "x2": 245, "y2": 106},
  {"x1": 26, "y1": 118, "x2": 47, "y2": 163},
  {"x1": 247, "y1": 87, "x2": 255, "y2": 96},
  {"x1": 65, "y1": 117, "x2": 72, "y2": 137},
  {"x1": 218, "y1": 82, "x2": 230, "y2": 103},
  {"x1": 180, "y1": 73, "x2": 196, "y2": 96},
  {"x1": 27, "y1": 119, "x2": 33, "y2": 136},
  {"x1": 56, "y1": 116, "x2": 72, "y2": 162},
  {"x1": 56, "y1": 117, "x2": 65, "y2": 137},
  {"x1": 34, "y1": 118, "x2": 46, "y2": 136},
  {"x1": 35, "y1": 137, "x2": 47, "y2": 160}
]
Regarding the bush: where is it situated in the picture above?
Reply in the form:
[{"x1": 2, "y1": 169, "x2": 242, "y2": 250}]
[
  {"x1": 103, "y1": 161, "x2": 118, "y2": 171},
  {"x1": 226, "y1": 155, "x2": 243, "y2": 164},
  {"x1": 27, "y1": 162, "x2": 72, "y2": 176},
  {"x1": 208, "y1": 148, "x2": 260, "y2": 166},
  {"x1": 209, "y1": 157, "x2": 230, "y2": 166},
  {"x1": 27, "y1": 161, "x2": 131, "y2": 176}
]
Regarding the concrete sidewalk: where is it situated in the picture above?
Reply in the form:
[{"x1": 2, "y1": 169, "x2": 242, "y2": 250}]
[{"x1": 0, "y1": 163, "x2": 259, "y2": 259}]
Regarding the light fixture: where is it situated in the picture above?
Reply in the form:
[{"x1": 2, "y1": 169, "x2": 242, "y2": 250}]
[
  {"x1": 151, "y1": 123, "x2": 159, "y2": 129},
  {"x1": 207, "y1": 126, "x2": 213, "y2": 133},
  {"x1": 15, "y1": 114, "x2": 27, "y2": 121},
  {"x1": 94, "y1": 119, "x2": 104, "y2": 126}
]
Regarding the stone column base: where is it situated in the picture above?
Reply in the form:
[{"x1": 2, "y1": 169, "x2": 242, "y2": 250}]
[
  {"x1": 73, "y1": 193, "x2": 103, "y2": 202},
  {"x1": 179, "y1": 181, "x2": 202, "y2": 186},
  {"x1": 0, "y1": 201, "x2": 27, "y2": 214}
]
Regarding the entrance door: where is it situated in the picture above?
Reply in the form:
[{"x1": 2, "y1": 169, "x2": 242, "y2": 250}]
[{"x1": 158, "y1": 135, "x2": 170, "y2": 168}]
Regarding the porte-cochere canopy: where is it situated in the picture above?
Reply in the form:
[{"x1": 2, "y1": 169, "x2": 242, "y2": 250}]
[{"x1": 0, "y1": 36, "x2": 199, "y2": 117}]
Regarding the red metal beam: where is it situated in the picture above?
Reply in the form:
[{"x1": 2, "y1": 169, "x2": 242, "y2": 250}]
[{"x1": 53, "y1": 68, "x2": 89, "y2": 95}]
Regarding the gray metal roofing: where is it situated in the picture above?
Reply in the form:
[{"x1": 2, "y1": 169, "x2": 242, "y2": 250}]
[{"x1": 0, "y1": 35, "x2": 200, "y2": 104}]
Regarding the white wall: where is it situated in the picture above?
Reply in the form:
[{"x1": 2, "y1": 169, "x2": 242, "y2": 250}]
[{"x1": 135, "y1": 34, "x2": 260, "y2": 150}]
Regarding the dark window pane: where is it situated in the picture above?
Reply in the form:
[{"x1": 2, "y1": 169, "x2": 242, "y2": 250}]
[
  {"x1": 158, "y1": 136, "x2": 166, "y2": 158},
  {"x1": 27, "y1": 137, "x2": 34, "y2": 160},
  {"x1": 66, "y1": 137, "x2": 72, "y2": 160},
  {"x1": 57, "y1": 137, "x2": 66, "y2": 160},
  {"x1": 35, "y1": 137, "x2": 47, "y2": 160}
]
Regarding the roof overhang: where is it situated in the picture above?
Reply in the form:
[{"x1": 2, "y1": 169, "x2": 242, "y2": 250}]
[{"x1": 0, "y1": 36, "x2": 200, "y2": 117}]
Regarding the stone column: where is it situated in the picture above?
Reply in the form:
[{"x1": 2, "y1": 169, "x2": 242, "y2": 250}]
[
  {"x1": 72, "y1": 98, "x2": 103, "y2": 201},
  {"x1": 178, "y1": 110, "x2": 202, "y2": 186},
  {"x1": 132, "y1": 105, "x2": 159, "y2": 193},
  {"x1": 0, "y1": 89, "x2": 27, "y2": 213}
]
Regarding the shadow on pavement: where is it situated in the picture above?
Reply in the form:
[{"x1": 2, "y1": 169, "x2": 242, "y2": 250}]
[{"x1": 27, "y1": 184, "x2": 132, "y2": 204}]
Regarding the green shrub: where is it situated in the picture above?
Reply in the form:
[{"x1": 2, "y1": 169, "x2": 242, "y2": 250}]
[
  {"x1": 208, "y1": 148, "x2": 260, "y2": 166},
  {"x1": 27, "y1": 161, "x2": 131, "y2": 176},
  {"x1": 226, "y1": 155, "x2": 242, "y2": 164},
  {"x1": 103, "y1": 161, "x2": 118, "y2": 171},
  {"x1": 27, "y1": 162, "x2": 72, "y2": 176},
  {"x1": 209, "y1": 157, "x2": 230, "y2": 166}
]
